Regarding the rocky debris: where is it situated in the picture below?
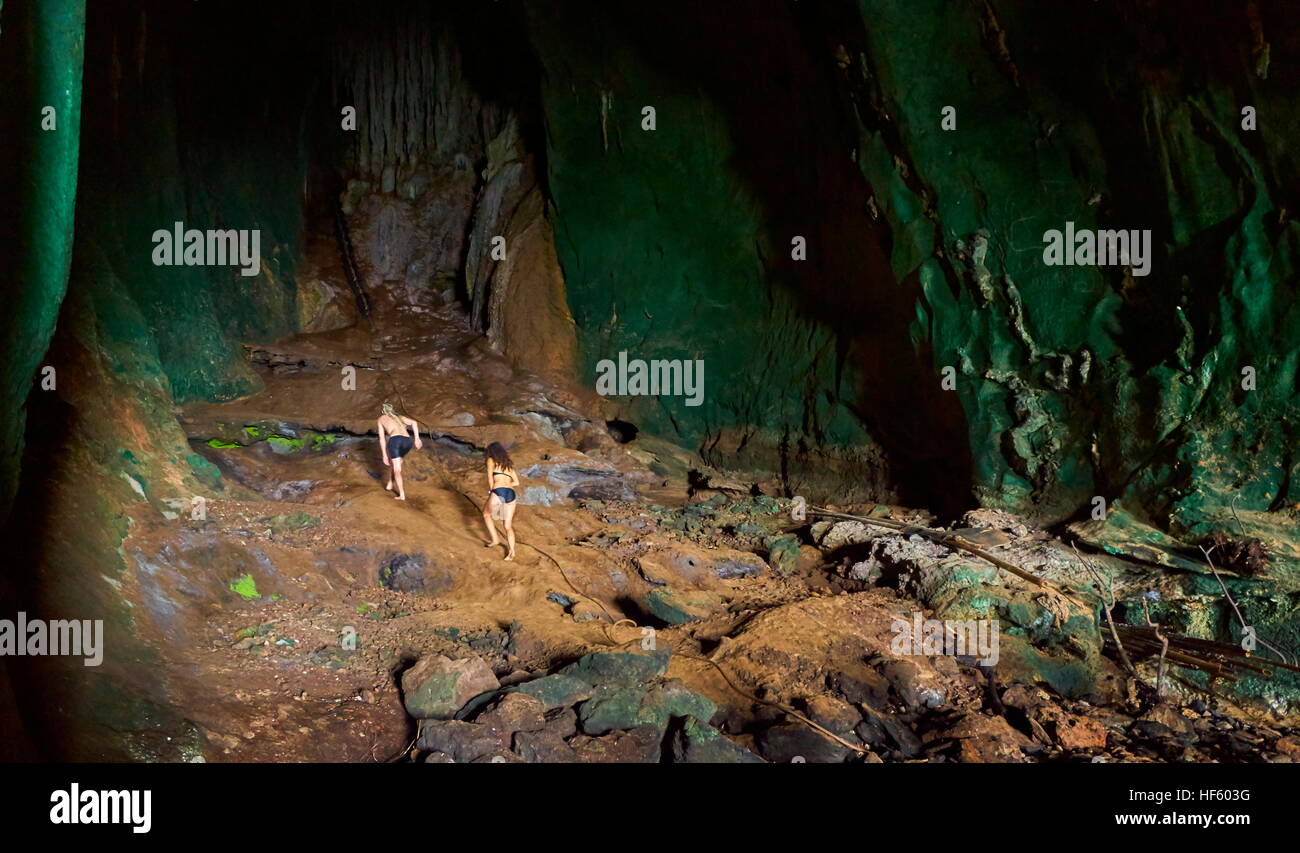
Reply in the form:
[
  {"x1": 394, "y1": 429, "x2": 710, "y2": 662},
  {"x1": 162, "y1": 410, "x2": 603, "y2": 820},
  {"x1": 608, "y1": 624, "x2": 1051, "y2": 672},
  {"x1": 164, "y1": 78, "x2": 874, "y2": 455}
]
[
  {"x1": 763, "y1": 534, "x2": 801, "y2": 574},
  {"x1": 401, "y1": 655, "x2": 500, "y2": 720},
  {"x1": 578, "y1": 680, "x2": 717, "y2": 736},
  {"x1": 938, "y1": 713, "x2": 1035, "y2": 763},
  {"x1": 512, "y1": 674, "x2": 593, "y2": 710},
  {"x1": 475, "y1": 692, "x2": 547, "y2": 736},
  {"x1": 879, "y1": 657, "x2": 947, "y2": 711},
  {"x1": 758, "y1": 722, "x2": 854, "y2": 763},
  {"x1": 559, "y1": 649, "x2": 672, "y2": 686},
  {"x1": 568, "y1": 725, "x2": 663, "y2": 763},
  {"x1": 402, "y1": 647, "x2": 762, "y2": 763},
  {"x1": 168, "y1": 422, "x2": 1300, "y2": 764},
  {"x1": 671, "y1": 716, "x2": 766, "y2": 763}
]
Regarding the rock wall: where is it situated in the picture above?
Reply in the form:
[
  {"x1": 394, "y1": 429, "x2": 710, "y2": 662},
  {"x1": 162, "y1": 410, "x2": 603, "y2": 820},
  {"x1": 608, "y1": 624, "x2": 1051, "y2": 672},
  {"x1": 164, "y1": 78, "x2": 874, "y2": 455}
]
[
  {"x1": 0, "y1": 0, "x2": 85, "y2": 520},
  {"x1": 3, "y1": 0, "x2": 323, "y2": 758},
  {"x1": 527, "y1": 0, "x2": 1300, "y2": 534},
  {"x1": 841, "y1": 0, "x2": 1300, "y2": 536}
]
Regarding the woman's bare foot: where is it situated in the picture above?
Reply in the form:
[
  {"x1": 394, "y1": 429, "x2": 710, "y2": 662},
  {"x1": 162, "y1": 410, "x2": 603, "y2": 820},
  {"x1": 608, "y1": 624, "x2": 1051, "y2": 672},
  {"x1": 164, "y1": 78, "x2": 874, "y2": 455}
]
[
  {"x1": 395, "y1": 495, "x2": 406, "y2": 501},
  {"x1": 504, "y1": 552, "x2": 516, "y2": 562},
  {"x1": 385, "y1": 482, "x2": 393, "y2": 491}
]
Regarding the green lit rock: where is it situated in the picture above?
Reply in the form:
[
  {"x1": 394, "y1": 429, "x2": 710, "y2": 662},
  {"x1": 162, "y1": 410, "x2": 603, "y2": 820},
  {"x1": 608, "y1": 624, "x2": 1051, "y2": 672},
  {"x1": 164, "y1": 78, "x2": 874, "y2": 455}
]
[
  {"x1": 560, "y1": 648, "x2": 671, "y2": 686},
  {"x1": 670, "y1": 716, "x2": 764, "y2": 764},
  {"x1": 578, "y1": 680, "x2": 716, "y2": 736},
  {"x1": 401, "y1": 656, "x2": 501, "y2": 721},
  {"x1": 996, "y1": 634, "x2": 1101, "y2": 701},
  {"x1": 642, "y1": 587, "x2": 723, "y2": 625},
  {"x1": 512, "y1": 674, "x2": 593, "y2": 711},
  {"x1": 763, "y1": 534, "x2": 801, "y2": 575}
]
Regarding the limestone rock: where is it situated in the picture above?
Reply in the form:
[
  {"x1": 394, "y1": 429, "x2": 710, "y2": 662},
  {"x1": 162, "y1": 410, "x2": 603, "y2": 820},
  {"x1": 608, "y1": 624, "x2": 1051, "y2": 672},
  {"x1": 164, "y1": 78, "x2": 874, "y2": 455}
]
[{"x1": 401, "y1": 655, "x2": 500, "y2": 720}]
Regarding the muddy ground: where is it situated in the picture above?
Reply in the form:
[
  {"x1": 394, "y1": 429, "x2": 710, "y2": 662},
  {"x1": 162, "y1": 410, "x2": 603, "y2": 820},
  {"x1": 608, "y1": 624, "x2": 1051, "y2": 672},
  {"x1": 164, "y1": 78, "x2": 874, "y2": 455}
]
[{"x1": 110, "y1": 280, "x2": 1300, "y2": 764}]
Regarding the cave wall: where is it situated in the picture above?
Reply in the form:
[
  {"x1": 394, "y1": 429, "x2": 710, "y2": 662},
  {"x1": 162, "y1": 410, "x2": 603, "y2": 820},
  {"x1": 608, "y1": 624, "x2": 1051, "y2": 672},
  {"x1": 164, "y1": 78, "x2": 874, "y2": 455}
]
[
  {"x1": 841, "y1": 0, "x2": 1300, "y2": 536},
  {"x1": 0, "y1": 0, "x2": 86, "y2": 761},
  {"x1": 0, "y1": 0, "x2": 85, "y2": 522},
  {"x1": 527, "y1": 0, "x2": 1300, "y2": 533},
  {"x1": 2, "y1": 0, "x2": 327, "y2": 758},
  {"x1": 527, "y1": 1, "x2": 912, "y2": 505},
  {"x1": 74, "y1": 1, "x2": 320, "y2": 404}
]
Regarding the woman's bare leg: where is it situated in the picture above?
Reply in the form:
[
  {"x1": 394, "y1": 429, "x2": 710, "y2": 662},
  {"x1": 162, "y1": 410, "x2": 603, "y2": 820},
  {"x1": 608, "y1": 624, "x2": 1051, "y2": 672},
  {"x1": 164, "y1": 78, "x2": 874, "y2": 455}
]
[
  {"x1": 384, "y1": 459, "x2": 393, "y2": 491},
  {"x1": 502, "y1": 501, "x2": 517, "y2": 561},
  {"x1": 392, "y1": 458, "x2": 406, "y2": 500},
  {"x1": 483, "y1": 495, "x2": 501, "y2": 546}
]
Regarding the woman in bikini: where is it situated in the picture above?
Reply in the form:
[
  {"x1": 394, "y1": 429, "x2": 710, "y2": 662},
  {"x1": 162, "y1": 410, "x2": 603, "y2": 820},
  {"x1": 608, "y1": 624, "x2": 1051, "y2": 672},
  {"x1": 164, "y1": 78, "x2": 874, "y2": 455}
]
[
  {"x1": 377, "y1": 402, "x2": 422, "y2": 500},
  {"x1": 482, "y1": 441, "x2": 520, "y2": 561}
]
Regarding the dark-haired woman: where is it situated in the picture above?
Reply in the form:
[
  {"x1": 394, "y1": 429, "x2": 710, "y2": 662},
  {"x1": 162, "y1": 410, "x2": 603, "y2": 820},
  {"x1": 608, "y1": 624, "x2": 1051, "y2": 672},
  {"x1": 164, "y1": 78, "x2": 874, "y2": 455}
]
[{"x1": 483, "y1": 442, "x2": 520, "y2": 561}]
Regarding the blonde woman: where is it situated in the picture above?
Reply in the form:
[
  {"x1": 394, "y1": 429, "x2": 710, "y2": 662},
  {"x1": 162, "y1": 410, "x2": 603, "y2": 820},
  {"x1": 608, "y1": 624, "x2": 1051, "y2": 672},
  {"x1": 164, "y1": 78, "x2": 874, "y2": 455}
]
[
  {"x1": 483, "y1": 442, "x2": 520, "y2": 560},
  {"x1": 377, "y1": 402, "x2": 421, "y2": 500}
]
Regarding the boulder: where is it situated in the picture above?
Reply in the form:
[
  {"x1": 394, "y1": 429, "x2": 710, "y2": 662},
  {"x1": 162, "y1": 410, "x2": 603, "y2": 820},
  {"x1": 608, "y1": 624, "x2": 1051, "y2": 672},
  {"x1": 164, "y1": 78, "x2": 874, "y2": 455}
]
[
  {"x1": 474, "y1": 692, "x2": 547, "y2": 736},
  {"x1": 757, "y1": 721, "x2": 854, "y2": 763},
  {"x1": 763, "y1": 534, "x2": 801, "y2": 574},
  {"x1": 942, "y1": 713, "x2": 1034, "y2": 763},
  {"x1": 577, "y1": 680, "x2": 716, "y2": 736},
  {"x1": 569, "y1": 725, "x2": 663, "y2": 763},
  {"x1": 671, "y1": 716, "x2": 765, "y2": 763},
  {"x1": 880, "y1": 657, "x2": 946, "y2": 711},
  {"x1": 416, "y1": 720, "x2": 506, "y2": 762},
  {"x1": 512, "y1": 708, "x2": 582, "y2": 763},
  {"x1": 512, "y1": 674, "x2": 593, "y2": 710},
  {"x1": 560, "y1": 648, "x2": 671, "y2": 686},
  {"x1": 513, "y1": 728, "x2": 577, "y2": 763},
  {"x1": 401, "y1": 655, "x2": 500, "y2": 720},
  {"x1": 641, "y1": 587, "x2": 724, "y2": 625}
]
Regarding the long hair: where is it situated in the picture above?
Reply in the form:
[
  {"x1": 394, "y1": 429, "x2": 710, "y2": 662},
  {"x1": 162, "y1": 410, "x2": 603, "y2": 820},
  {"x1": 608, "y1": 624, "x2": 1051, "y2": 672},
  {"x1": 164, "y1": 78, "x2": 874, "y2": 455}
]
[
  {"x1": 486, "y1": 441, "x2": 514, "y2": 472},
  {"x1": 381, "y1": 402, "x2": 397, "y2": 417}
]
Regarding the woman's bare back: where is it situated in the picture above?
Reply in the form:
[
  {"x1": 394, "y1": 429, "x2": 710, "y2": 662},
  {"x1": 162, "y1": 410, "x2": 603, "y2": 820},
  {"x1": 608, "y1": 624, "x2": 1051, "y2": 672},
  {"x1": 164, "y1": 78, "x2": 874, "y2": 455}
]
[{"x1": 378, "y1": 414, "x2": 408, "y2": 437}]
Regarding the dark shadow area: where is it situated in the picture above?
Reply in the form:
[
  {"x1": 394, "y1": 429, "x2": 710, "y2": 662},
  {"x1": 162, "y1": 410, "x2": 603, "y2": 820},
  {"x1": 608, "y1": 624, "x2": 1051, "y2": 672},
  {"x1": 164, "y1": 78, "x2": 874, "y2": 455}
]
[
  {"x1": 4, "y1": 340, "x2": 85, "y2": 760},
  {"x1": 605, "y1": 418, "x2": 639, "y2": 444}
]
